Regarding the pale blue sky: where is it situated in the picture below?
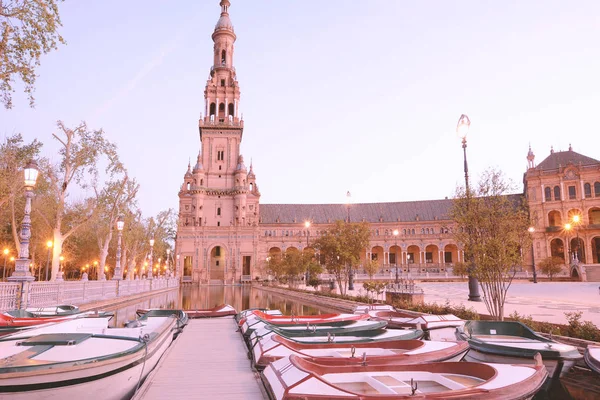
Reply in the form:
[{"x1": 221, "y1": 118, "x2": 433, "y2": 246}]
[{"x1": 2, "y1": 1, "x2": 600, "y2": 217}]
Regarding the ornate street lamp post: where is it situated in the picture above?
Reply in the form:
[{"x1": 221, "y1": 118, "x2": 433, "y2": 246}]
[
  {"x1": 564, "y1": 223, "x2": 572, "y2": 264},
  {"x1": 9, "y1": 160, "x2": 39, "y2": 284},
  {"x1": 456, "y1": 114, "x2": 482, "y2": 302},
  {"x1": 166, "y1": 248, "x2": 171, "y2": 277},
  {"x1": 572, "y1": 214, "x2": 581, "y2": 262},
  {"x1": 113, "y1": 214, "x2": 125, "y2": 280},
  {"x1": 148, "y1": 234, "x2": 155, "y2": 279},
  {"x1": 346, "y1": 191, "x2": 354, "y2": 291},
  {"x1": 393, "y1": 229, "x2": 399, "y2": 284},
  {"x1": 527, "y1": 227, "x2": 538, "y2": 283},
  {"x1": 304, "y1": 221, "x2": 311, "y2": 283},
  {"x1": 2, "y1": 248, "x2": 8, "y2": 281}
]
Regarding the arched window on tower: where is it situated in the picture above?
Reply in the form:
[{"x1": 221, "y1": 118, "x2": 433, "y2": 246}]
[
  {"x1": 219, "y1": 103, "x2": 225, "y2": 118},
  {"x1": 209, "y1": 103, "x2": 216, "y2": 117},
  {"x1": 554, "y1": 186, "x2": 561, "y2": 201},
  {"x1": 221, "y1": 50, "x2": 226, "y2": 66},
  {"x1": 217, "y1": 207, "x2": 221, "y2": 216},
  {"x1": 228, "y1": 103, "x2": 234, "y2": 116},
  {"x1": 544, "y1": 187, "x2": 551, "y2": 201},
  {"x1": 595, "y1": 182, "x2": 600, "y2": 197}
]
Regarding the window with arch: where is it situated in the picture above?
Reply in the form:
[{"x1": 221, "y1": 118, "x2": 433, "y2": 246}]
[
  {"x1": 403, "y1": 229, "x2": 407, "y2": 235},
  {"x1": 595, "y1": 182, "x2": 600, "y2": 197},
  {"x1": 411, "y1": 229, "x2": 415, "y2": 235},
  {"x1": 217, "y1": 207, "x2": 221, "y2": 216},
  {"x1": 228, "y1": 103, "x2": 234, "y2": 116},
  {"x1": 544, "y1": 187, "x2": 551, "y2": 201},
  {"x1": 200, "y1": 179, "x2": 203, "y2": 186},
  {"x1": 186, "y1": 182, "x2": 190, "y2": 190},
  {"x1": 585, "y1": 183, "x2": 592, "y2": 198},
  {"x1": 209, "y1": 103, "x2": 216, "y2": 116},
  {"x1": 553, "y1": 186, "x2": 561, "y2": 201},
  {"x1": 221, "y1": 50, "x2": 226, "y2": 65}
]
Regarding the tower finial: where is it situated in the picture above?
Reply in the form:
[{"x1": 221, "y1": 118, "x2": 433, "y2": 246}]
[
  {"x1": 569, "y1": 143, "x2": 572, "y2": 151},
  {"x1": 220, "y1": 0, "x2": 231, "y2": 15}
]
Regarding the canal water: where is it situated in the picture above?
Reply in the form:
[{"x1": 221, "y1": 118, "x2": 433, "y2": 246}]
[{"x1": 107, "y1": 285, "x2": 327, "y2": 326}]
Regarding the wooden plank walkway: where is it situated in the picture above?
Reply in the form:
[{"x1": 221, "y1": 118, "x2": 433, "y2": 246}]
[{"x1": 132, "y1": 318, "x2": 266, "y2": 400}]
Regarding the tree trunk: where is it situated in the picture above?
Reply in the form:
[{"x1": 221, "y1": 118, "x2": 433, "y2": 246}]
[{"x1": 50, "y1": 229, "x2": 64, "y2": 281}]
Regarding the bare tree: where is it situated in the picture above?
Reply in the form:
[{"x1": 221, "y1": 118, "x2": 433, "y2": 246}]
[
  {"x1": 37, "y1": 121, "x2": 121, "y2": 280},
  {"x1": 451, "y1": 168, "x2": 530, "y2": 321},
  {"x1": 94, "y1": 175, "x2": 139, "y2": 275}
]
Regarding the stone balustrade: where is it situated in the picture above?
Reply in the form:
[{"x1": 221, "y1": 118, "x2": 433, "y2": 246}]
[{"x1": 0, "y1": 278, "x2": 179, "y2": 311}]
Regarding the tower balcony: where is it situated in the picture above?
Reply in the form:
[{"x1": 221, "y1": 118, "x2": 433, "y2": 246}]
[{"x1": 199, "y1": 115, "x2": 244, "y2": 128}]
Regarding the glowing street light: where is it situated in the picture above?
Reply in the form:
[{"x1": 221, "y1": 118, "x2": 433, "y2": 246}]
[
  {"x1": 9, "y1": 160, "x2": 39, "y2": 284},
  {"x1": 393, "y1": 229, "x2": 399, "y2": 284},
  {"x1": 113, "y1": 214, "x2": 125, "y2": 280}
]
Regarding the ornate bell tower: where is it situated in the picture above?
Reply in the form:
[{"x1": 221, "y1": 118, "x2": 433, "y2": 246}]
[{"x1": 177, "y1": 1, "x2": 261, "y2": 284}]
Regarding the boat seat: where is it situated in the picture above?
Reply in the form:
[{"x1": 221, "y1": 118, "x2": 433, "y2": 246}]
[{"x1": 17, "y1": 333, "x2": 93, "y2": 346}]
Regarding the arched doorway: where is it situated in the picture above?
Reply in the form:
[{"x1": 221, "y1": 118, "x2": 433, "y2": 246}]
[
  {"x1": 209, "y1": 245, "x2": 226, "y2": 281},
  {"x1": 570, "y1": 238, "x2": 585, "y2": 263},
  {"x1": 571, "y1": 267, "x2": 580, "y2": 280},
  {"x1": 370, "y1": 246, "x2": 384, "y2": 270},
  {"x1": 592, "y1": 237, "x2": 600, "y2": 263}
]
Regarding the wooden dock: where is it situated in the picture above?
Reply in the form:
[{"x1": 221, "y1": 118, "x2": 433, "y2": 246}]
[{"x1": 132, "y1": 318, "x2": 266, "y2": 399}]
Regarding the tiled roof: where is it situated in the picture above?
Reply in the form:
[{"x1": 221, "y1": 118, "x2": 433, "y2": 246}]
[
  {"x1": 260, "y1": 199, "x2": 454, "y2": 224},
  {"x1": 536, "y1": 150, "x2": 600, "y2": 172},
  {"x1": 260, "y1": 194, "x2": 524, "y2": 225}
]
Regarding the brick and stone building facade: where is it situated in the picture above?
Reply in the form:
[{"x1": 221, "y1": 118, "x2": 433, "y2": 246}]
[{"x1": 175, "y1": 1, "x2": 600, "y2": 283}]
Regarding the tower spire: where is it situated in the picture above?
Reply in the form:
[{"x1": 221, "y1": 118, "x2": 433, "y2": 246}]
[{"x1": 199, "y1": 0, "x2": 242, "y2": 129}]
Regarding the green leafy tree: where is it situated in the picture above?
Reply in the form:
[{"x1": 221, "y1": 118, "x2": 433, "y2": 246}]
[
  {"x1": 0, "y1": 134, "x2": 43, "y2": 255},
  {"x1": 312, "y1": 220, "x2": 371, "y2": 296},
  {"x1": 1, "y1": 0, "x2": 65, "y2": 108},
  {"x1": 451, "y1": 168, "x2": 530, "y2": 321},
  {"x1": 537, "y1": 256, "x2": 564, "y2": 281},
  {"x1": 363, "y1": 259, "x2": 379, "y2": 279}
]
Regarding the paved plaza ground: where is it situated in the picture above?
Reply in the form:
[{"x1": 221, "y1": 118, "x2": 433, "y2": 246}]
[
  {"x1": 417, "y1": 281, "x2": 600, "y2": 326},
  {"x1": 344, "y1": 281, "x2": 600, "y2": 326}
]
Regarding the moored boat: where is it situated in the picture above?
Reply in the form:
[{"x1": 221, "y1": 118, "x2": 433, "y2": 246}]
[
  {"x1": 21, "y1": 305, "x2": 80, "y2": 316},
  {"x1": 250, "y1": 328, "x2": 425, "y2": 365},
  {"x1": 187, "y1": 304, "x2": 236, "y2": 318},
  {"x1": 353, "y1": 304, "x2": 395, "y2": 314},
  {"x1": 253, "y1": 310, "x2": 369, "y2": 326},
  {"x1": 0, "y1": 313, "x2": 180, "y2": 399},
  {"x1": 270, "y1": 320, "x2": 387, "y2": 337},
  {"x1": 457, "y1": 320, "x2": 582, "y2": 379},
  {"x1": 235, "y1": 308, "x2": 282, "y2": 323},
  {"x1": 261, "y1": 353, "x2": 548, "y2": 399},
  {"x1": 585, "y1": 345, "x2": 600, "y2": 374},
  {"x1": 0, "y1": 310, "x2": 106, "y2": 337},
  {"x1": 369, "y1": 311, "x2": 464, "y2": 340},
  {"x1": 254, "y1": 334, "x2": 469, "y2": 370}
]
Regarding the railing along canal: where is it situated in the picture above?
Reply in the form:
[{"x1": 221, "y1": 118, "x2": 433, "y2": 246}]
[{"x1": 0, "y1": 278, "x2": 179, "y2": 311}]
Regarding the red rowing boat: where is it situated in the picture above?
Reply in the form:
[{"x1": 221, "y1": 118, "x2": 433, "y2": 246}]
[{"x1": 0, "y1": 312, "x2": 87, "y2": 336}]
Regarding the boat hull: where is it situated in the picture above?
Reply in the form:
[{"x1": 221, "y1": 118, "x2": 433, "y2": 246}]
[
  {"x1": 0, "y1": 317, "x2": 178, "y2": 399},
  {"x1": 464, "y1": 347, "x2": 576, "y2": 379},
  {"x1": 261, "y1": 355, "x2": 548, "y2": 400}
]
